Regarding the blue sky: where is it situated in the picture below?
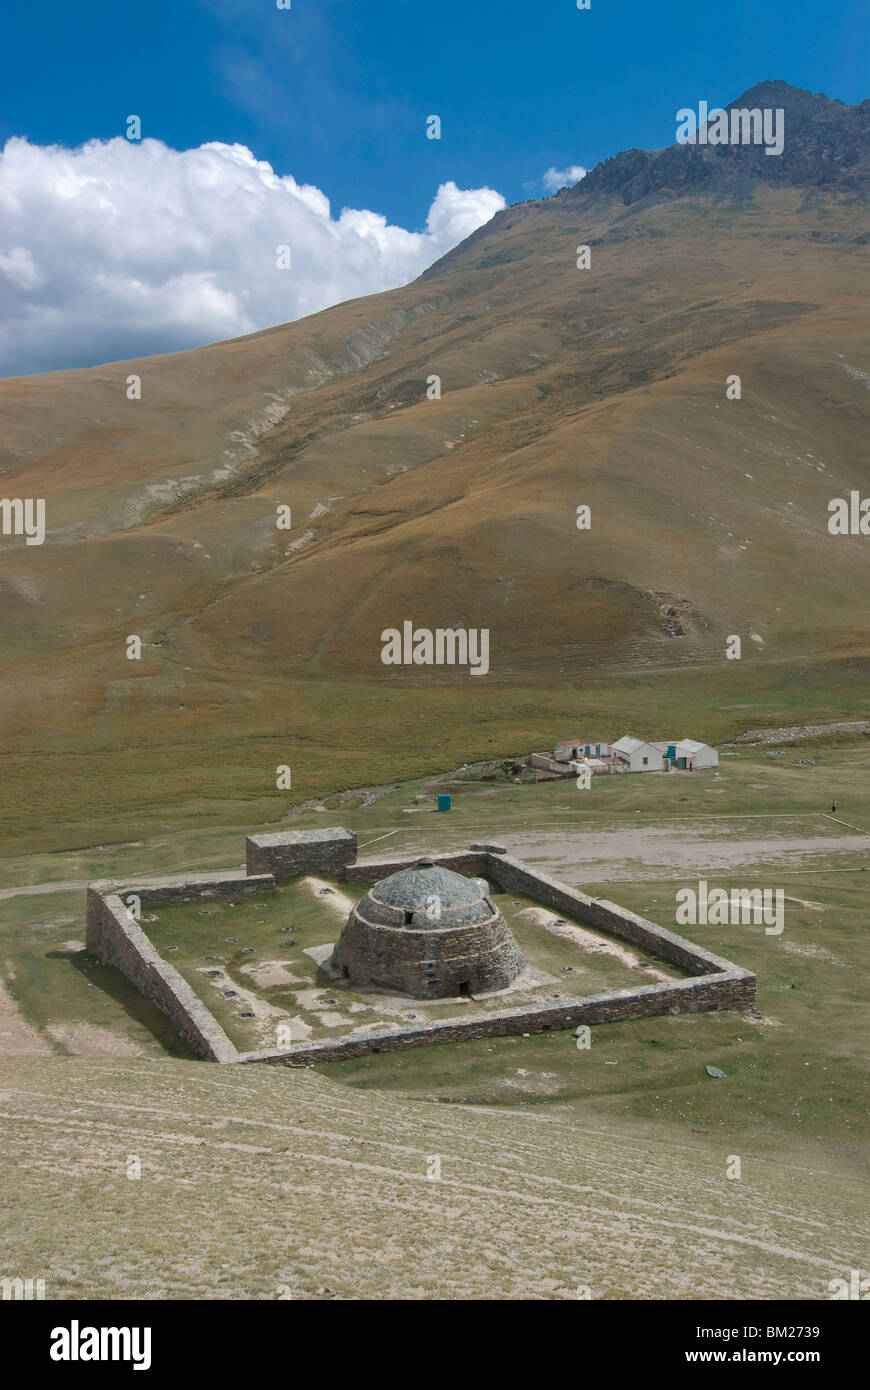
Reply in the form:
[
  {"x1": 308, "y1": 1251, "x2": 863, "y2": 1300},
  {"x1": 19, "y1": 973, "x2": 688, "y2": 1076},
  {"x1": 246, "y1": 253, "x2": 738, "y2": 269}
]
[
  {"x1": 3, "y1": 0, "x2": 865, "y2": 229},
  {"x1": 0, "y1": 0, "x2": 865, "y2": 376}
]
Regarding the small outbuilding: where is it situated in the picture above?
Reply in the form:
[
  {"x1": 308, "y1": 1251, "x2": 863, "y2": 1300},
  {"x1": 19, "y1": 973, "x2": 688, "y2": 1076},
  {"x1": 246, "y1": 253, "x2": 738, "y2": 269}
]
[
  {"x1": 611, "y1": 736, "x2": 666, "y2": 772},
  {"x1": 651, "y1": 739, "x2": 719, "y2": 770},
  {"x1": 555, "y1": 738, "x2": 609, "y2": 762},
  {"x1": 674, "y1": 738, "x2": 718, "y2": 769}
]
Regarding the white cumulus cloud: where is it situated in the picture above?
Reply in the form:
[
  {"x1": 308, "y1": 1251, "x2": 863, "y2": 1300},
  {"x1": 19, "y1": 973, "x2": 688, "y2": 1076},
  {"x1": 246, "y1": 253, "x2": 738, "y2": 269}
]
[
  {"x1": 542, "y1": 164, "x2": 587, "y2": 192},
  {"x1": 0, "y1": 136, "x2": 506, "y2": 377}
]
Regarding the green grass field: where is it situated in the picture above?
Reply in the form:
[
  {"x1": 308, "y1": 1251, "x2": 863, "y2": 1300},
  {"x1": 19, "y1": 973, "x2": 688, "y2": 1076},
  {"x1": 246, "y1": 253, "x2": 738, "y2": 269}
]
[
  {"x1": 140, "y1": 881, "x2": 680, "y2": 1052},
  {"x1": 2, "y1": 733, "x2": 867, "y2": 1165},
  {"x1": 1, "y1": 728, "x2": 867, "y2": 1298}
]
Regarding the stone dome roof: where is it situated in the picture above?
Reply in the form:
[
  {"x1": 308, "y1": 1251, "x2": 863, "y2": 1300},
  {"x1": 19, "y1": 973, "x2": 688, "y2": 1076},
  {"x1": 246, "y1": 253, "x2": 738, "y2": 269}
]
[
  {"x1": 367, "y1": 859, "x2": 492, "y2": 929},
  {"x1": 329, "y1": 857, "x2": 524, "y2": 999}
]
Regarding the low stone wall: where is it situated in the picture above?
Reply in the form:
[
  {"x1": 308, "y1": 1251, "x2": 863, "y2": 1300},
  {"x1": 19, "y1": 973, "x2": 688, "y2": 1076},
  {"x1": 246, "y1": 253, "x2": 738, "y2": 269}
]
[
  {"x1": 239, "y1": 969, "x2": 755, "y2": 1067},
  {"x1": 343, "y1": 851, "x2": 487, "y2": 884},
  {"x1": 88, "y1": 870, "x2": 274, "y2": 911},
  {"x1": 529, "y1": 753, "x2": 571, "y2": 774},
  {"x1": 86, "y1": 834, "x2": 756, "y2": 1068},
  {"x1": 484, "y1": 854, "x2": 734, "y2": 976},
  {"x1": 246, "y1": 827, "x2": 357, "y2": 882},
  {"x1": 528, "y1": 754, "x2": 624, "y2": 776},
  {"x1": 85, "y1": 888, "x2": 240, "y2": 1062}
]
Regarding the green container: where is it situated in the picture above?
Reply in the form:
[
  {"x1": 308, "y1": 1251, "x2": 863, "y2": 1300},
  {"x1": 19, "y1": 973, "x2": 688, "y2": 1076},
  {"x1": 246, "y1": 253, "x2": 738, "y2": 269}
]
[{"x1": 437, "y1": 793, "x2": 451, "y2": 812}]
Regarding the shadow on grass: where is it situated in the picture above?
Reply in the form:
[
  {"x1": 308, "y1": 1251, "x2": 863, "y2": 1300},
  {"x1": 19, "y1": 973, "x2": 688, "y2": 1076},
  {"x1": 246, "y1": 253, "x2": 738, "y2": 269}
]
[{"x1": 45, "y1": 949, "x2": 198, "y2": 1059}]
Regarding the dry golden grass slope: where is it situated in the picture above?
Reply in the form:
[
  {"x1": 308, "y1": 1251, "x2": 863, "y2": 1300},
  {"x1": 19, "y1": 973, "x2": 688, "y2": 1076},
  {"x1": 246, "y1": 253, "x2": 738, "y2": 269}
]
[
  {"x1": 3, "y1": 191, "x2": 869, "y2": 681},
  {"x1": 0, "y1": 83, "x2": 868, "y2": 850},
  {"x1": 0, "y1": 89, "x2": 868, "y2": 1303},
  {"x1": 0, "y1": 1054, "x2": 863, "y2": 1300}
]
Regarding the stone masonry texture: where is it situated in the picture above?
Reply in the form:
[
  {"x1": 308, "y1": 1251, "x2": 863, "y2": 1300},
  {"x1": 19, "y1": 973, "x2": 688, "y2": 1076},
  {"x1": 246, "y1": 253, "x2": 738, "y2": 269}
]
[
  {"x1": 246, "y1": 827, "x2": 357, "y2": 882},
  {"x1": 86, "y1": 836, "x2": 756, "y2": 1067}
]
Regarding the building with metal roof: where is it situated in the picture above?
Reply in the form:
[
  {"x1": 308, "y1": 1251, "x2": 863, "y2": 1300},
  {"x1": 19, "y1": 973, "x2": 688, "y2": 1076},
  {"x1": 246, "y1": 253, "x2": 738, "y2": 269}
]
[{"x1": 611, "y1": 736, "x2": 666, "y2": 772}]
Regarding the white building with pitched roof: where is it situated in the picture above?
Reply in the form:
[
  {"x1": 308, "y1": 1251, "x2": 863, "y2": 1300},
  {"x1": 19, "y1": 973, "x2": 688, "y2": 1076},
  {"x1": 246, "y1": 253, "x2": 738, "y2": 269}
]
[
  {"x1": 650, "y1": 739, "x2": 719, "y2": 770},
  {"x1": 611, "y1": 736, "x2": 666, "y2": 772}
]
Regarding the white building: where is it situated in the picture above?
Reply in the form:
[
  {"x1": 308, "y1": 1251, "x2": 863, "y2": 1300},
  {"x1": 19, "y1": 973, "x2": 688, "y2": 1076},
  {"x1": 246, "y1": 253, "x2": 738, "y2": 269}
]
[
  {"x1": 551, "y1": 734, "x2": 719, "y2": 773},
  {"x1": 675, "y1": 738, "x2": 718, "y2": 770},
  {"x1": 651, "y1": 739, "x2": 719, "y2": 770},
  {"x1": 611, "y1": 736, "x2": 665, "y2": 772},
  {"x1": 554, "y1": 738, "x2": 610, "y2": 763}
]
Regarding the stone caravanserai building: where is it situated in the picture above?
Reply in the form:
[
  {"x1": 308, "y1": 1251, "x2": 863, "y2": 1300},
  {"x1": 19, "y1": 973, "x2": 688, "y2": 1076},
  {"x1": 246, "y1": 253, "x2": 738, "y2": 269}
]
[
  {"x1": 87, "y1": 827, "x2": 757, "y2": 1065},
  {"x1": 330, "y1": 857, "x2": 524, "y2": 998}
]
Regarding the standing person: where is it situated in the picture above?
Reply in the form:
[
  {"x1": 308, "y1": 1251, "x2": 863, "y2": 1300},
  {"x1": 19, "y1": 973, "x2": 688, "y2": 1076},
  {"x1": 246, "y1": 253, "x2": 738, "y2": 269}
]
[{"x1": 831, "y1": 800, "x2": 837, "y2": 814}]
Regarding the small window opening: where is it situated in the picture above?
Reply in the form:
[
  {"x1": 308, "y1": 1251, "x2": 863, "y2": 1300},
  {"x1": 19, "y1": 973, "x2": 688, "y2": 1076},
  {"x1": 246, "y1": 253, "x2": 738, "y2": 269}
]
[{"x1": 403, "y1": 910, "x2": 414, "y2": 924}]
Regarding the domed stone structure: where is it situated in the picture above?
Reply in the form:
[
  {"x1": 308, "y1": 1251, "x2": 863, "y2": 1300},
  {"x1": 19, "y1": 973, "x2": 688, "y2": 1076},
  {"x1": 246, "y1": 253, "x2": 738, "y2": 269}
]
[{"x1": 330, "y1": 858, "x2": 524, "y2": 999}]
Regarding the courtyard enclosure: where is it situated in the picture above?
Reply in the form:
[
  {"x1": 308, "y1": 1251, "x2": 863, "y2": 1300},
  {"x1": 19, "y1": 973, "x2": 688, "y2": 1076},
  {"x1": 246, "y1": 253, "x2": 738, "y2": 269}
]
[{"x1": 86, "y1": 829, "x2": 756, "y2": 1067}]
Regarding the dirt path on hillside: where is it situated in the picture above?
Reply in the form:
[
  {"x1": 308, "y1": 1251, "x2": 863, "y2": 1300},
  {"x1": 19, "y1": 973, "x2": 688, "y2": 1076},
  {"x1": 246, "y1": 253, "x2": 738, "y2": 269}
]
[
  {"x1": 0, "y1": 878, "x2": 86, "y2": 901},
  {"x1": 499, "y1": 818, "x2": 870, "y2": 883}
]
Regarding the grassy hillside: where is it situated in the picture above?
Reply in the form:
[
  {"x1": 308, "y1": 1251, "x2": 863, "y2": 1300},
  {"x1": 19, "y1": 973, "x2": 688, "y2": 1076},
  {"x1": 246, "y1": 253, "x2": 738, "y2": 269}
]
[
  {"x1": 0, "y1": 1051, "x2": 863, "y2": 1300},
  {"x1": 1, "y1": 79, "x2": 867, "y2": 1307},
  {"x1": 1, "y1": 137, "x2": 868, "y2": 854}
]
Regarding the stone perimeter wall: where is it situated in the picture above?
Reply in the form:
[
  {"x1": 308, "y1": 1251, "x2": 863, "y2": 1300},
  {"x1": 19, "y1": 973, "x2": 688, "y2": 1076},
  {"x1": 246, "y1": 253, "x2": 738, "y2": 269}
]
[
  {"x1": 241, "y1": 970, "x2": 755, "y2": 1068},
  {"x1": 85, "y1": 871, "x2": 274, "y2": 1063},
  {"x1": 484, "y1": 854, "x2": 738, "y2": 977},
  {"x1": 342, "y1": 850, "x2": 487, "y2": 883},
  {"x1": 244, "y1": 846, "x2": 756, "y2": 1067},
  {"x1": 86, "y1": 833, "x2": 756, "y2": 1067}
]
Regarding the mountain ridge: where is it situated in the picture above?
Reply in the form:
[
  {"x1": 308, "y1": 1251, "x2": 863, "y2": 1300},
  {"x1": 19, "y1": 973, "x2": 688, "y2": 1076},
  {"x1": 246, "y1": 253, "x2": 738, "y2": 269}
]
[
  {"x1": 426, "y1": 83, "x2": 868, "y2": 282},
  {"x1": 0, "y1": 79, "x2": 868, "y2": 846}
]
